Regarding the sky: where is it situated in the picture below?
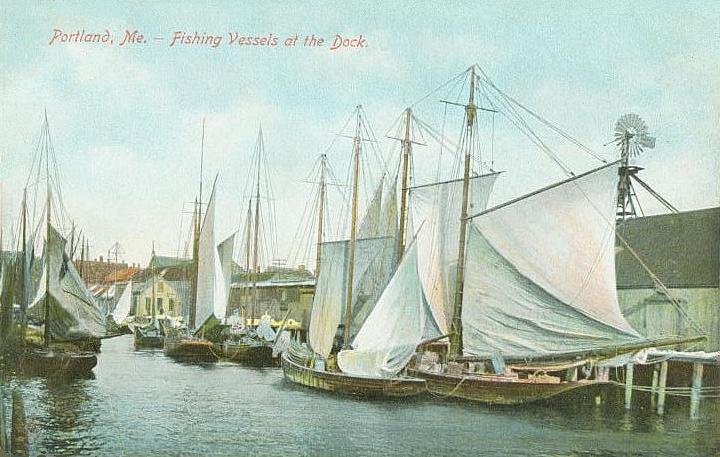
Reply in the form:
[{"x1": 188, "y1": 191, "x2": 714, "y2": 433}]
[{"x1": 1, "y1": 1, "x2": 718, "y2": 267}]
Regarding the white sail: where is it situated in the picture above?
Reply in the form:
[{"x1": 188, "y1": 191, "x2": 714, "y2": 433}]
[
  {"x1": 337, "y1": 238, "x2": 442, "y2": 377},
  {"x1": 307, "y1": 236, "x2": 395, "y2": 358},
  {"x1": 216, "y1": 233, "x2": 235, "y2": 319},
  {"x1": 28, "y1": 225, "x2": 106, "y2": 340},
  {"x1": 111, "y1": 281, "x2": 133, "y2": 324},
  {"x1": 380, "y1": 176, "x2": 398, "y2": 238},
  {"x1": 357, "y1": 177, "x2": 384, "y2": 238},
  {"x1": 409, "y1": 173, "x2": 498, "y2": 332},
  {"x1": 195, "y1": 183, "x2": 217, "y2": 328},
  {"x1": 462, "y1": 163, "x2": 643, "y2": 358}
]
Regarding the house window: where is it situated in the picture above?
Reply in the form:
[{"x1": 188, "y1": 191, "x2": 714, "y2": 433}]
[
  {"x1": 157, "y1": 298, "x2": 163, "y2": 314},
  {"x1": 169, "y1": 298, "x2": 175, "y2": 312}
]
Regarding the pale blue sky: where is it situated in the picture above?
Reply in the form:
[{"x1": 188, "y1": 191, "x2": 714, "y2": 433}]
[{"x1": 1, "y1": 1, "x2": 718, "y2": 265}]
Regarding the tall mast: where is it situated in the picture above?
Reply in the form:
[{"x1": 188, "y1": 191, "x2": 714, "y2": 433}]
[
  {"x1": 397, "y1": 108, "x2": 413, "y2": 261},
  {"x1": 244, "y1": 198, "x2": 252, "y2": 322},
  {"x1": 314, "y1": 154, "x2": 327, "y2": 277},
  {"x1": 189, "y1": 197, "x2": 200, "y2": 330},
  {"x1": 151, "y1": 242, "x2": 157, "y2": 323},
  {"x1": 43, "y1": 113, "x2": 52, "y2": 348},
  {"x1": 343, "y1": 107, "x2": 362, "y2": 348},
  {"x1": 449, "y1": 67, "x2": 477, "y2": 359},
  {"x1": 251, "y1": 128, "x2": 262, "y2": 325},
  {"x1": 20, "y1": 187, "x2": 28, "y2": 328}
]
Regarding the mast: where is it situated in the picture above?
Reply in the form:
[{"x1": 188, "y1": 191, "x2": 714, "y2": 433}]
[
  {"x1": 397, "y1": 108, "x2": 412, "y2": 261},
  {"x1": 188, "y1": 197, "x2": 200, "y2": 330},
  {"x1": 244, "y1": 198, "x2": 252, "y2": 323},
  {"x1": 343, "y1": 107, "x2": 362, "y2": 348},
  {"x1": 251, "y1": 130, "x2": 262, "y2": 326},
  {"x1": 448, "y1": 67, "x2": 477, "y2": 359},
  {"x1": 20, "y1": 188, "x2": 28, "y2": 328},
  {"x1": 43, "y1": 114, "x2": 51, "y2": 348},
  {"x1": 314, "y1": 154, "x2": 327, "y2": 277},
  {"x1": 151, "y1": 242, "x2": 156, "y2": 324}
]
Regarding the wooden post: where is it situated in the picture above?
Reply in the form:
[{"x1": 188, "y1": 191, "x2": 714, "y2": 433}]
[
  {"x1": 650, "y1": 364, "x2": 660, "y2": 408},
  {"x1": 11, "y1": 391, "x2": 28, "y2": 457},
  {"x1": 567, "y1": 367, "x2": 578, "y2": 381},
  {"x1": 689, "y1": 362, "x2": 704, "y2": 419},
  {"x1": 624, "y1": 363, "x2": 634, "y2": 410},
  {"x1": 657, "y1": 361, "x2": 668, "y2": 415}
]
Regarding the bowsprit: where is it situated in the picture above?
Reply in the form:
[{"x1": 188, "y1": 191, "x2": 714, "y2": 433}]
[{"x1": 329, "y1": 34, "x2": 367, "y2": 51}]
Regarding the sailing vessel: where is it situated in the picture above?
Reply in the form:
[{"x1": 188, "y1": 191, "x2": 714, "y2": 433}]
[
  {"x1": 281, "y1": 106, "x2": 433, "y2": 397},
  {"x1": 222, "y1": 127, "x2": 278, "y2": 367},
  {"x1": 134, "y1": 247, "x2": 165, "y2": 348},
  {"x1": 18, "y1": 113, "x2": 106, "y2": 375},
  {"x1": 406, "y1": 66, "x2": 703, "y2": 404},
  {"x1": 165, "y1": 122, "x2": 235, "y2": 362},
  {"x1": 108, "y1": 280, "x2": 133, "y2": 334}
]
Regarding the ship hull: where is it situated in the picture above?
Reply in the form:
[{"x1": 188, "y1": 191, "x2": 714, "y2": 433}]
[
  {"x1": 281, "y1": 352, "x2": 426, "y2": 398},
  {"x1": 408, "y1": 368, "x2": 602, "y2": 405},
  {"x1": 223, "y1": 342, "x2": 273, "y2": 367},
  {"x1": 164, "y1": 336, "x2": 218, "y2": 362},
  {"x1": 134, "y1": 327, "x2": 164, "y2": 349},
  {"x1": 16, "y1": 349, "x2": 97, "y2": 376}
]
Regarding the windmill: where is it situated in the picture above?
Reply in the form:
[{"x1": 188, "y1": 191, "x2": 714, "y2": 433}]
[{"x1": 613, "y1": 113, "x2": 677, "y2": 219}]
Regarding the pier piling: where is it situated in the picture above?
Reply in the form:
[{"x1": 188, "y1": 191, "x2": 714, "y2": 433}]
[
  {"x1": 650, "y1": 364, "x2": 659, "y2": 407},
  {"x1": 689, "y1": 362, "x2": 704, "y2": 419},
  {"x1": 624, "y1": 363, "x2": 634, "y2": 410},
  {"x1": 657, "y1": 361, "x2": 668, "y2": 416},
  {"x1": 11, "y1": 390, "x2": 28, "y2": 457}
]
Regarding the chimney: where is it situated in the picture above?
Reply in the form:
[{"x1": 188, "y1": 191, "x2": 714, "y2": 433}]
[{"x1": 99, "y1": 255, "x2": 103, "y2": 262}]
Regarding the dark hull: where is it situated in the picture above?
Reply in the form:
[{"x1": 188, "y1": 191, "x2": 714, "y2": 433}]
[
  {"x1": 134, "y1": 332, "x2": 164, "y2": 349},
  {"x1": 164, "y1": 337, "x2": 218, "y2": 362},
  {"x1": 223, "y1": 343, "x2": 273, "y2": 367},
  {"x1": 281, "y1": 352, "x2": 426, "y2": 398},
  {"x1": 408, "y1": 368, "x2": 602, "y2": 405},
  {"x1": 16, "y1": 349, "x2": 97, "y2": 377}
]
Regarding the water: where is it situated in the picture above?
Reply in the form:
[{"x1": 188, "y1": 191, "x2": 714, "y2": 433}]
[{"x1": 3, "y1": 335, "x2": 719, "y2": 456}]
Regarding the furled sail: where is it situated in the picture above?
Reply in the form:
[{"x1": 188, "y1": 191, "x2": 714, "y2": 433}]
[
  {"x1": 308, "y1": 235, "x2": 395, "y2": 358},
  {"x1": 409, "y1": 173, "x2": 499, "y2": 332},
  {"x1": 462, "y1": 163, "x2": 643, "y2": 359},
  {"x1": 111, "y1": 281, "x2": 133, "y2": 324},
  {"x1": 28, "y1": 225, "x2": 106, "y2": 340},
  {"x1": 380, "y1": 176, "x2": 398, "y2": 238},
  {"x1": 337, "y1": 238, "x2": 442, "y2": 377}
]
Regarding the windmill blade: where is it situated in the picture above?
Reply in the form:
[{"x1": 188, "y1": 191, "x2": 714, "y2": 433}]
[{"x1": 637, "y1": 134, "x2": 656, "y2": 149}]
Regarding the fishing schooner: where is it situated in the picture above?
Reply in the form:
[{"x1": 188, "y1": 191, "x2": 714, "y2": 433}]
[
  {"x1": 281, "y1": 106, "x2": 436, "y2": 397},
  {"x1": 404, "y1": 65, "x2": 704, "y2": 404},
  {"x1": 6, "y1": 112, "x2": 107, "y2": 376},
  {"x1": 164, "y1": 121, "x2": 235, "y2": 362}
]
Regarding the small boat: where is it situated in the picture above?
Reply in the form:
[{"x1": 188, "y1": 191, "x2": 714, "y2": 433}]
[
  {"x1": 222, "y1": 314, "x2": 276, "y2": 366},
  {"x1": 164, "y1": 332, "x2": 218, "y2": 362},
  {"x1": 134, "y1": 322, "x2": 164, "y2": 349}
]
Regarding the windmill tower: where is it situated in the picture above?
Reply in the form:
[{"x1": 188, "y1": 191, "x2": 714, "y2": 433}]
[{"x1": 613, "y1": 114, "x2": 677, "y2": 219}]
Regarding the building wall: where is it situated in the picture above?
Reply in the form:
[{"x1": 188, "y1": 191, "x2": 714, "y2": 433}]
[
  {"x1": 135, "y1": 278, "x2": 184, "y2": 318},
  {"x1": 228, "y1": 284, "x2": 314, "y2": 327},
  {"x1": 618, "y1": 287, "x2": 720, "y2": 351}
]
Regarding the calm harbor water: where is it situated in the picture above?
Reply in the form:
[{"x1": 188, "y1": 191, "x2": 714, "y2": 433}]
[{"x1": 3, "y1": 335, "x2": 718, "y2": 456}]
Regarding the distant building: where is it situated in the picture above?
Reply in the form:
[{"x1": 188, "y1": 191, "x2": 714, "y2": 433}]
[
  {"x1": 228, "y1": 265, "x2": 315, "y2": 330},
  {"x1": 130, "y1": 256, "x2": 192, "y2": 319},
  {"x1": 616, "y1": 207, "x2": 720, "y2": 350}
]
